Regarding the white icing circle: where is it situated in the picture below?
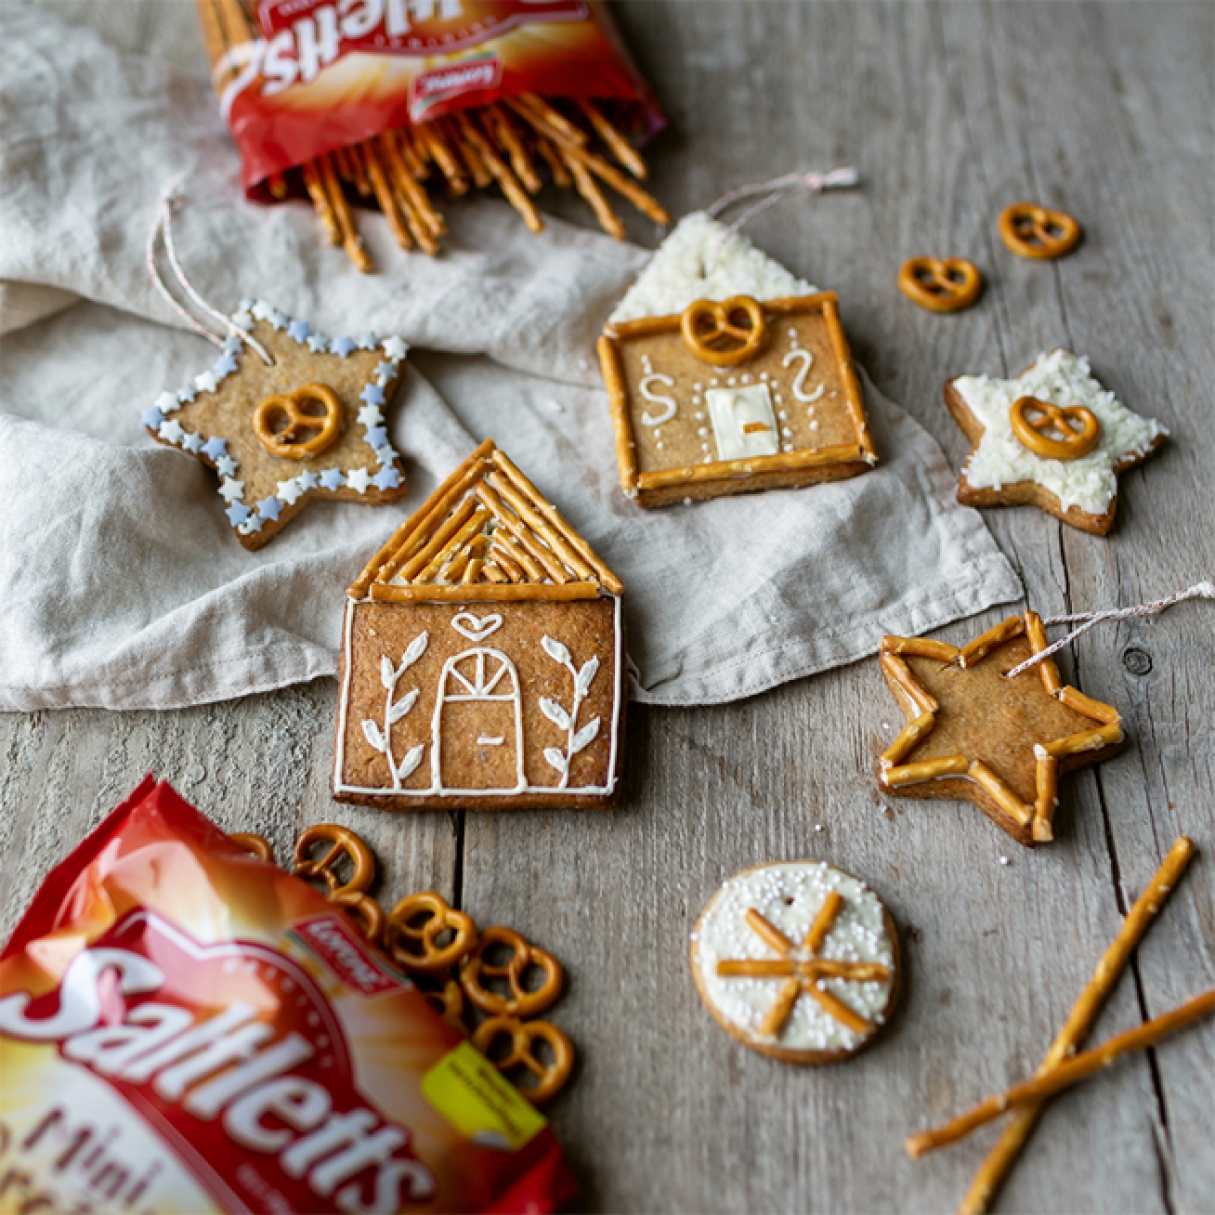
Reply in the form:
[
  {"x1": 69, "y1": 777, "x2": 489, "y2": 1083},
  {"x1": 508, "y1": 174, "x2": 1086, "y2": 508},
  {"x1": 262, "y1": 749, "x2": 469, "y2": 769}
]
[{"x1": 692, "y1": 861, "x2": 896, "y2": 1057}]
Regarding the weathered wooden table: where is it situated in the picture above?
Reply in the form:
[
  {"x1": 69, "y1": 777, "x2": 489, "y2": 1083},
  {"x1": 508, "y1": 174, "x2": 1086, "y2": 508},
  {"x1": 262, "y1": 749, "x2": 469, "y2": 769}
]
[{"x1": 4, "y1": 3, "x2": 1212, "y2": 1211}]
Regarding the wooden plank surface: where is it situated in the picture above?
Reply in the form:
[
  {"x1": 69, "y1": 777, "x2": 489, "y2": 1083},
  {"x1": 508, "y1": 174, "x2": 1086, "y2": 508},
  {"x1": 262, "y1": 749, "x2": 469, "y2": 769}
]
[{"x1": 2, "y1": 3, "x2": 1212, "y2": 1212}]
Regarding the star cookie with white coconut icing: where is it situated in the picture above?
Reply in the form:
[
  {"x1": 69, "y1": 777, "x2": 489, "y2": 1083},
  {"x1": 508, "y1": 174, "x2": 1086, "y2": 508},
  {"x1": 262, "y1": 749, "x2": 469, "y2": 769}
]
[
  {"x1": 142, "y1": 298, "x2": 409, "y2": 550},
  {"x1": 690, "y1": 860, "x2": 899, "y2": 1065},
  {"x1": 945, "y1": 348, "x2": 1166, "y2": 535},
  {"x1": 598, "y1": 212, "x2": 877, "y2": 508}
]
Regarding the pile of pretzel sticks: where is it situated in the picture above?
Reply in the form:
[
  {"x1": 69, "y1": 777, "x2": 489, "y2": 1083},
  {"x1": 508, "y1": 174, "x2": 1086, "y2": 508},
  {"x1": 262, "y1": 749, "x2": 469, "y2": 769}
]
[{"x1": 276, "y1": 95, "x2": 669, "y2": 269}]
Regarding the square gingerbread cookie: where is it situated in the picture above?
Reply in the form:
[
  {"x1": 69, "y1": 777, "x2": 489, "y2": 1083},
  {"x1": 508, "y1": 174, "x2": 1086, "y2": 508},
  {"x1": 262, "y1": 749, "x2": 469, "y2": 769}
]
[
  {"x1": 333, "y1": 440, "x2": 626, "y2": 811},
  {"x1": 598, "y1": 213, "x2": 877, "y2": 508}
]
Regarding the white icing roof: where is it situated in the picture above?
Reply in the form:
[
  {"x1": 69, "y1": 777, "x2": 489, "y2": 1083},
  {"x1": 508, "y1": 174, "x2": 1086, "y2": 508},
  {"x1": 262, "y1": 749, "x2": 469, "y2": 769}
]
[{"x1": 609, "y1": 212, "x2": 818, "y2": 324}]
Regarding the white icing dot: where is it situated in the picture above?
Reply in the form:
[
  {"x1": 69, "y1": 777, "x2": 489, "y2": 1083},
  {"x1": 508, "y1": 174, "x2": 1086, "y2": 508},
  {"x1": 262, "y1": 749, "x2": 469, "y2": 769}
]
[
  {"x1": 683, "y1": 497, "x2": 693, "y2": 505},
  {"x1": 741, "y1": 374, "x2": 753, "y2": 384},
  {"x1": 695, "y1": 412, "x2": 705, "y2": 421},
  {"x1": 727, "y1": 377, "x2": 737, "y2": 386},
  {"x1": 779, "y1": 411, "x2": 788, "y2": 421},
  {"x1": 698, "y1": 428, "x2": 708, "y2": 437},
  {"x1": 999, "y1": 856, "x2": 1010, "y2": 866},
  {"x1": 693, "y1": 383, "x2": 703, "y2": 391}
]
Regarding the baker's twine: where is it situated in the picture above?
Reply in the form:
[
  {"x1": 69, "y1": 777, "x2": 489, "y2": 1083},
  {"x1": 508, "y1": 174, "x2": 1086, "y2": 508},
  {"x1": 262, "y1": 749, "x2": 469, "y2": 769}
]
[
  {"x1": 703, "y1": 167, "x2": 859, "y2": 272},
  {"x1": 146, "y1": 182, "x2": 273, "y2": 365},
  {"x1": 1004, "y1": 582, "x2": 1215, "y2": 680}
]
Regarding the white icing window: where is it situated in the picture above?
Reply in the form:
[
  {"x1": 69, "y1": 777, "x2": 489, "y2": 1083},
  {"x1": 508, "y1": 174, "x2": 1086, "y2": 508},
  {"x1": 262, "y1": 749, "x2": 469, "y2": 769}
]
[{"x1": 706, "y1": 385, "x2": 780, "y2": 462}]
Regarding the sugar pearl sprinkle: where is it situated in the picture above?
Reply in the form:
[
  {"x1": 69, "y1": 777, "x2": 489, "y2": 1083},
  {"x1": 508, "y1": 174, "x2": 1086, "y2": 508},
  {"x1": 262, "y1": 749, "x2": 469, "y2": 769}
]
[{"x1": 694, "y1": 862, "x2": 894, "y2": 1054}]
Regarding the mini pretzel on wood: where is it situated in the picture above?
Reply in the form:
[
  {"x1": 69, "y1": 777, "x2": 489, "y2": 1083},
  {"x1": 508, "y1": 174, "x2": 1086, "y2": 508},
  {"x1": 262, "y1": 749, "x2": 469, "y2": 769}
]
[
  {"x1": 999, "y1": 202, "x2": 1082, "y2": 260},
  {"x1": 332, "y1": 890, "x2": 387, "y2": 946},
  {"x1": 898, "y1": 257, "x2": 983, "y2": 313},
  {"x1": 384, "y1": 891, "x2": 478, "y2": 974},
  {"x1": 293, "y1": 823, "x2": 377, "y2": 900},
  {"x1": 421, "y1": 977, "x2": 466, "y2": 1032},
  {"x1": 459, "y1": 926, "x2": 563, "y2": 1018},
  {"x1": 473, "y1": 1015, "x2": 574, "y2": 1106}
]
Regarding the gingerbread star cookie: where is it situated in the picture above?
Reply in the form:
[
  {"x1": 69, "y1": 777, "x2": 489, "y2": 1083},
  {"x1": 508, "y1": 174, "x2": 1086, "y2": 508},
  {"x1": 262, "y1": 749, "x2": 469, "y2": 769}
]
[
  {"x1": 945, "y1": 349, "x2": 1165, "y2": 535},
  {"x1": 878, "y1": 611, "x2": 1125, "y2": 846},
  {"x1": 141, "y1": 298, "x2": 409, "y2": 549},
  {"x1": 691, "y1": 861, "x2": 899, "y2": 1065}
]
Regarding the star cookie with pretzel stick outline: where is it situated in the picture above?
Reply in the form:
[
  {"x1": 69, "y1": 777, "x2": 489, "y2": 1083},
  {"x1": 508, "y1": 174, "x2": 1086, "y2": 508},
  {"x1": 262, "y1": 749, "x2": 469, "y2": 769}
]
[
  {"x1": 142, "y1": 298, "x2": 410, "y2": 550},
  {"x1": 877, "y1": 610, "x2": 1125, "y2": 846},
  {"x1": 945, "y1": 348, "x2": 1166, "y2": 535}
]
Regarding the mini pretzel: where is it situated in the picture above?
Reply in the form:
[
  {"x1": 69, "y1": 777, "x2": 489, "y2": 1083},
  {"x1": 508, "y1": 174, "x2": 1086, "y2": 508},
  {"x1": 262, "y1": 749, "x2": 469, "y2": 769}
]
[
  {"x1": 472, "y1": 1015, "x2": 574, "y2": 1106},
  {"x1": 252, "y1": 383, "x2": 343, "y2": 459},
  {"x1": 898, "y1": 257, "x2": 983, "y2": 313},
  {"x1": 421, "y1": 977, "x2": 467, "y2": 1031},
  {"x1": 999, "y1": 202, "x2": 1081, "y2": 260},
  {"x1": 384, "y1": 891, "x2": 478, "y2": 974},
  {"x1": 1009, "y1": 395, "x2": 1100, "y2": 460},
  {"x1": 332, "y1": 889, "x2": 386, "y2": 946},
  {"x1": 293, "y1": 823, "x2": 376, "y2": 901},
  {"x1": 229, "y1": 832, "x2": 275, "y2": 863},
  {"x1": 680, "y1": 296, "x2": 767, "y2": 366},
  {"x1": 459, "y1": 926, "x2": 563, "y2": 1018}
]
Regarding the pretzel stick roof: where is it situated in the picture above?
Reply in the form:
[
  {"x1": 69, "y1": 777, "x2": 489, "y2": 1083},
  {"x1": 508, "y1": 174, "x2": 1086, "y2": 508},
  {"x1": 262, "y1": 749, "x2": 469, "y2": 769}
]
[{"x1": 349, "y1": 439, "x2": 623, "y2": 600}]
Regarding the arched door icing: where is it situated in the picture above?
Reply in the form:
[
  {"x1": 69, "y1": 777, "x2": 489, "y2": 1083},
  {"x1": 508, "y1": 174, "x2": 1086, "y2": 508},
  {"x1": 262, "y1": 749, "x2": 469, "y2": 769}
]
[{"x1": 430, "y1": 648, "x2": 525, "y2": 792}]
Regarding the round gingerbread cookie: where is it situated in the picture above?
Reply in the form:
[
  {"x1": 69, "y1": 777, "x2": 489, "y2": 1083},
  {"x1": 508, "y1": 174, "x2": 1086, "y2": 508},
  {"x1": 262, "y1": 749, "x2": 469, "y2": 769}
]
[{"x1": 690, "y1": 860, "x2": 900, "y2": 1064}]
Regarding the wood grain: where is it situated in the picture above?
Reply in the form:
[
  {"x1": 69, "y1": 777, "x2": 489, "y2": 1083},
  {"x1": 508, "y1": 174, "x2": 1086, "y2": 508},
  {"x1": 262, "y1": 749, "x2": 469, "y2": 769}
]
[{"x1": 3, "y1": 2, "x2": 1212, "y2": 1212}]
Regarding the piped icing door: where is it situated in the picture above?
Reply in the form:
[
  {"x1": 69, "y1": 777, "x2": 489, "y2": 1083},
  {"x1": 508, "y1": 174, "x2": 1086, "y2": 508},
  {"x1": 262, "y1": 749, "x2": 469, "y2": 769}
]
[{"x1": 432, "y1": 648, "x2": 525, "y2": 792}]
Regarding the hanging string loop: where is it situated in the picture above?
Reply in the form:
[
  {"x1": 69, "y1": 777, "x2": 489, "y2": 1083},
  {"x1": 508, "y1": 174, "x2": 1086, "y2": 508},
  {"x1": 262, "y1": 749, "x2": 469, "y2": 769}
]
[
  {"x1": 1005, "y1": 582, "x2": 1215, "y2": 680},
  {"x1": 146, "y1": 182, "x2": 273, "y2": 365}
]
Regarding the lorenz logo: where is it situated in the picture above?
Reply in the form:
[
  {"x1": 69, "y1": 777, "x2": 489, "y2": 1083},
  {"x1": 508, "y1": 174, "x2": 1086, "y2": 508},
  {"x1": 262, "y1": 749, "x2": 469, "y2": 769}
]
[
  {"x1": 0, "y1": 911, "x2": 436, "y2": 1212},
  {"x1": 251, "y1": 0, "x2": 588, "y2": 96}
]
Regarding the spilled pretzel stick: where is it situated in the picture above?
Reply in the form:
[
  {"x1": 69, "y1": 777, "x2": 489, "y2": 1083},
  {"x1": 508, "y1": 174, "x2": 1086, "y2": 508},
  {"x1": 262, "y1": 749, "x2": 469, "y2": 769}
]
[
  {"x1": 957, "y1": 835, "x2": 1196, "y2": 1213},
  {"x1": 906, "y1": 989, "x2": 1215, "y2": 1158}
]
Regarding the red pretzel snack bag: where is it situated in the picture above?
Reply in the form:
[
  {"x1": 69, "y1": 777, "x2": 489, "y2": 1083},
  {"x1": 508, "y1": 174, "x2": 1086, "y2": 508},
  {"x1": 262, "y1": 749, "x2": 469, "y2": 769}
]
[
  {"x1": 196, "y1": 0, "x2": 668, "y2": 262},
  {"x1": 0, "y1": 777, "x2": 576, "y2": 1214}
]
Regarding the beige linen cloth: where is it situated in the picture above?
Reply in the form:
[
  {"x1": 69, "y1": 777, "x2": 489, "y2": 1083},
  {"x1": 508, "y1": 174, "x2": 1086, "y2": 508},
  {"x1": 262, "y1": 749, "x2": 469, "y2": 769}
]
[{"x1": 0, "y1": 7, "x2": 1020, "y2": 711}]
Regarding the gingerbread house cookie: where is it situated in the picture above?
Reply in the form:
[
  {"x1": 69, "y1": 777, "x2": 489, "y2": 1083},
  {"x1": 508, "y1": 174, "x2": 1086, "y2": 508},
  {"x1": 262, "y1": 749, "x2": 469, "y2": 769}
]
[
  {"x1": 691, "y1": 861, "x2": 899, "y2": 1065},
  {"x1": 598, "y1": 213, "x2": 877, "y2": 508},
  {"x1": 945, "y1": 349, "x2": 1166, "y2": 535},
  {"x1": 333, "y1": 439, "x2": 625, "y2": 811},
  {"x1": 141, "y1": 299, "x2": 410, "y2": 549}
]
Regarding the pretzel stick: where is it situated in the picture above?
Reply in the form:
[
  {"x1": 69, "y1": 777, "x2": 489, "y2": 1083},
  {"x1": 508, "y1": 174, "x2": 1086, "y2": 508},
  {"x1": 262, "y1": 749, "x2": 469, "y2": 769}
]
[
  {"x1": 397, "y1": 497, "x2": 480, "y2": 582},
  {"x1": 474, "y1": 482, "x2": 567, "y2": 582},
  {"x1": 535, "y1": 135, "x2": 573, "y2": 187},
  {"x1": 414, "y1": 506, "x2": 491, "y2": 583},
  {"x1": 881, "y1": 636, "x2": 960, "y2": 663},
  {"x1": 717, "y1": 959, "x2": 797, "y2": 978},
  {"x1": 803, "y1": 981, "x2": 871, "y2": 1034},
  {"x1": 884, "y1": 755, "x2": 968, "y2": 787},
  {"x1": 908, "y1": 989, "x2": 1215, "y2": 1159},
  {"x1": 362, "y1": 140, "x2": 413, "y2": 250},
  {"x1": 879, "y1": 653, "x2": 939, "y2": 716},
  {"x1": 1041, "y1": 722, "x2": 1122, "y2": 758},
  {"x1": 486, "y1": 103, "x2": 542, "y2": 193},
  {"x1": 958, "y1": 836, "x2": 1196, "y2": 1215},
  {"x1": 415, "y1": 121, "x2": 469, "y2": 194},
  {"x1": 562, "y1": 146, "x2": 625, "y2": 239},
  {"x1": 1032, "y1": 755, "x2": 1058, "y2": 843},
  {"x1": 803, "y1": 891, "x2": 844, "y2": 954},
  {"x1": 958, "y1": 616, "x2": 1024, "y2": 668},
  {"x1": 485, "y1": 473, "x2": 588, "y2": 581},
  {"x1": 398, "y1": 128, "x2": 430, "y2": 178},
  {"x1": 319, "y1": 154, "x2": 372, "y2": 272},
  {"x1": 1023, "y1": 612, "x2": 1062, "y2": 694},
  {"x1": 744, "y1": 908, "x2": 794, "y2": 954},
  {"x1": 881, "y1": 710, "x2": 936, "y2": 769},
  {"x1": 577, "y1": 98, "x2": 648, "y2": 178},
  {"x1": 455, "y1": 114, "x2": 543, "y2": 233},
  {"x1": 489, "y1": 529, "x2": 546, "y2": 584},
  {"x1": 808, "y1": 960, "x2": 890, "y2": 983},
  {"x1": 481, "y1": 561, "x2": 509, "y2": 584},
  {"x1": 487, "y1": 547, "x2": 524, "y2": 582},
  {"x1": 463, "y1": 556, "x2": 484, "y2": 584},
  {"x1": 1057, "y1": 686, "x2": 1121, "y2": 724},
  {"x1": 445, "y1": 117, "x2": 493, "y2": 188},
  {"x1": 760, "y1": 979, "x2": 802, "y2": 1037},
  {"x1": 378, "y1": 134, "x2": 444, "y2": 250},
  {"x1": 562, "y1": 143, "x2": 670, "y2": 225},
  {"x1": 444, "y1": 533, "x2": 490, "y2": 583},
  {"x1": 517, "y1": 93, "x2": 587, "y2": 145},
  {"x1": 302, "y1": 160, "x2": 341, "y2": 245},
  {"x1": 346, "y1": 142, "x2": 372, "y2": 196}
]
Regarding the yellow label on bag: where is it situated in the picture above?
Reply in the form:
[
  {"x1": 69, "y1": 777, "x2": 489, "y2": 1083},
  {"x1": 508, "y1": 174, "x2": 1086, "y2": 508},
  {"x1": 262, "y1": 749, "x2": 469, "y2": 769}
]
[{"x1": 422, "y1": 1042, "x2": 546, "y2": 1151}]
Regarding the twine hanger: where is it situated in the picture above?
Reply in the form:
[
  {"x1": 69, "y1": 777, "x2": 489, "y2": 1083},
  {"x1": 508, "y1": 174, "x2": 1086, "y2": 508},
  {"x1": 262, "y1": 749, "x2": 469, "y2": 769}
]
[
  {"x1": 703, "y1": 166, "x2": 860, "y2": 273},
  {"x1": 145, "y1": 183, "x2": 273, "y2": 365},
  {"x1": 1005, "y1": 582, "x2": 1215, "y2": 680}
]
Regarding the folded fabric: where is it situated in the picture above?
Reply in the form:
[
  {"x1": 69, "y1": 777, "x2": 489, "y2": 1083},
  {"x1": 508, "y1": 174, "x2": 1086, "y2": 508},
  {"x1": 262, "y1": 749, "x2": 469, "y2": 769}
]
[{"x1": 0, "y1": 5, "x2": 1020, "y2": 711}]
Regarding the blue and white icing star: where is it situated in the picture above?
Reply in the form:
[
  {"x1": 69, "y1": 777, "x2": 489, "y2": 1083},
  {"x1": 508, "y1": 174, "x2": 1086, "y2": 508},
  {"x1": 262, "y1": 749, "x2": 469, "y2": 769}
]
[{"x1": 142, "y1": 299, "x2": 407, "y2": 538}]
